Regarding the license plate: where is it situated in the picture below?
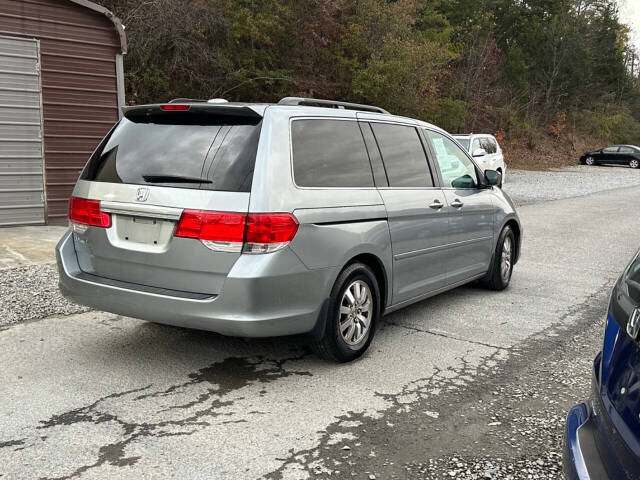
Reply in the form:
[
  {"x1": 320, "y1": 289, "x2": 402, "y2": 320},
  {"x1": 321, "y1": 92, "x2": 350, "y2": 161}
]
[{"x1": 115, "y1": 214, "x2": 175, "y2": 246}]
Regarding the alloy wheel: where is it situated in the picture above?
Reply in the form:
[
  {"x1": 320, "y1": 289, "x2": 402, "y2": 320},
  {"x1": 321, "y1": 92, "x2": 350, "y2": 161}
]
[
  {"x1": 501, "y1": 236, "x2": 513, "y2": 282},
  {"x1": 585, "y1": 156, "x2": 595, "y2": 166},
  {"x1": 630, "y1": 159, "x2": 639, "y2": 169},
  {"x1": 339, "y1": 280, "x2": 372, "y2": 345}
]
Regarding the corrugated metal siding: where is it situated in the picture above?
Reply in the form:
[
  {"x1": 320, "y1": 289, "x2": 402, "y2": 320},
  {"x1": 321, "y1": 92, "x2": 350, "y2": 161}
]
[
  {"x1": 0, "y1": 35, "x2": 45, "y2": 226},
  {"x1": 0, "y1": 0, "x2": 121, "y2": 224}
]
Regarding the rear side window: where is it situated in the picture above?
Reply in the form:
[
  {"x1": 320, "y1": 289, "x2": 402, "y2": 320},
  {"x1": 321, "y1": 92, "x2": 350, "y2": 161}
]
[
  {"x1": 291, "y1": 119, "x2": 374, "y2": 188},
  {"x1": 480, "y1": 138, "x2": 497, "y2": 154},
  {"x1": 370, "y1": 123, "x2": 433, "y2": 188},
  {"x1": 82, "y1": 118, "x2": 262, "y2": 192}
]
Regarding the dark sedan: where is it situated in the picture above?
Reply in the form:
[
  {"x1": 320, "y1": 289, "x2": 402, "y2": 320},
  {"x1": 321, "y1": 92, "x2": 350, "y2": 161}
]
[{"x1": 580, "y1": 145, "x2": 640, "y2": 169}]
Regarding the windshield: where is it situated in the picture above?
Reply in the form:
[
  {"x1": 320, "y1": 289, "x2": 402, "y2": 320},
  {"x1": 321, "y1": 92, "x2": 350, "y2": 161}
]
[
  {"x1": 454, "y1": 137, "x2": 470, "y2": 150},
  {"x1": 81, "y1": 117, "x2": 262, "y2": 192}
]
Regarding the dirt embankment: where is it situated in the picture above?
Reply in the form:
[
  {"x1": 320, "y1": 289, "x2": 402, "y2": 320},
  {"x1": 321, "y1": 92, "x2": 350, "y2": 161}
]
[{"x1": 502, "y1": 131, "x2": 605, "y2": 171}]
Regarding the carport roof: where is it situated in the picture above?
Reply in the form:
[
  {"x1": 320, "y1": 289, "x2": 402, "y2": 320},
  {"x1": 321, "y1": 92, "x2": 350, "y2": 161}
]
[{"x1": 68, "y1": 0, "x2": 127, "y2": 53}]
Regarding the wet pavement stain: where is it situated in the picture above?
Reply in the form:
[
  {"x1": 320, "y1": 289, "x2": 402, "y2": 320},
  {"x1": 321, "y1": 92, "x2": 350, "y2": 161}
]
[
  {"x1": 190, "y1": 355, "x2": 313, "y2": 395},
  {"x1": 0, "y1": 439, "x2": 25, "y2": 450},
  {"x1": 2, "y1": 352, "x2": 312, "y2": 480}
]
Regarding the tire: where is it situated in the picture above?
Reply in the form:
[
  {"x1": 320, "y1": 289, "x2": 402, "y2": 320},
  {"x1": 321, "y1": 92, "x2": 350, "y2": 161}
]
[
  {"x1": 481, "y1": 226, "x2": 515, "y2": 291},
  {"x1": 312, "y1": 263, "x2": 380, "y2": 362},
  {"x1": 584, "y1": 156, "x2": 596, "y2": 166},
  {"x1": 630, "y1": 159, "x2": 639, "y2": 169}
]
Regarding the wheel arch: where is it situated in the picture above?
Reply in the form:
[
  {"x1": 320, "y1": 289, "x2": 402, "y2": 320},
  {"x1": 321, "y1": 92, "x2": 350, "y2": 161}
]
[
  {"x1": 345, "y1": 253, "x2": 390, "y2": 314},
  {"x1": 504, "y1": 218, "x2": 521, "y2": 264}
]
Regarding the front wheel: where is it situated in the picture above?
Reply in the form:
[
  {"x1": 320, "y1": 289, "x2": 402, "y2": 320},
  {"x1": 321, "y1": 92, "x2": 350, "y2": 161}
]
[
  {"x1": 630, "y1": 159, "x2": 639, "y2": 169},
  {"x1": 584, "y1": 156, "x2": 596, "y2": 166},
  {"x1": 312, "y1": 263, "x2": 380, "y2": 362},
  {"x1": 481, "y1": 226, "x2": 515, "y2": 291}
]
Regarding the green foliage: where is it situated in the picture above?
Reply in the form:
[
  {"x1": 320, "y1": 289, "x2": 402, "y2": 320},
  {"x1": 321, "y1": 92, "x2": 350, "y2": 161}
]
[
  {"x1": 572, "y1": 101, "x2": 640, "y2": 145},
  {"x1": 96, "y1": 0, "x2": 640, "y2": 144}
]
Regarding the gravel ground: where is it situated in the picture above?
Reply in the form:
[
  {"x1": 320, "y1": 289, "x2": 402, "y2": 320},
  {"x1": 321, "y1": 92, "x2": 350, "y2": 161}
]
[
  {"x1": 0, "y1": 264, "x2": 89, "y2": 328},
  {"x1": 504, "y1": 164, "x2": 640, "y2": 205},
  {"x1": 414, "y1": 303, "x2": 602, "y2": 479}
]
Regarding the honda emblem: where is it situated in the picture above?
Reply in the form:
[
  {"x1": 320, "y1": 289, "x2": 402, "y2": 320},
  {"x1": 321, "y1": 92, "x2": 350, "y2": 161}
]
[{"x1": 136, "y1": 187, "x2": 149, "y2": 202}]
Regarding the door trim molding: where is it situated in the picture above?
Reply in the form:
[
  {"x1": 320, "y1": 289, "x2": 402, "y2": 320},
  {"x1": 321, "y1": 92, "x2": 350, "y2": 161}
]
[{"x1": 394, "y1": 235, "x2": 493, "y2": 261}]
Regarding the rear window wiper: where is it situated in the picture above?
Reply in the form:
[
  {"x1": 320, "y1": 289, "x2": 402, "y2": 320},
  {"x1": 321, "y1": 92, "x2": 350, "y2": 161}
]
[{"x1": 142, "y1": 174, "x2": 212, "y2": 184}]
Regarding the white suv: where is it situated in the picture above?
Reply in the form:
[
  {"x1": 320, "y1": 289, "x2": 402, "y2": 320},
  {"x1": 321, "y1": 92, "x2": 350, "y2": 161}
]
[{"x1": 453, "y1": 134, "x2": 506, "y2": 186}]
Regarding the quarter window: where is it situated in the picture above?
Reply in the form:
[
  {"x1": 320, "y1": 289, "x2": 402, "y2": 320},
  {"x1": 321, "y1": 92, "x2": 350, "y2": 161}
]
[
  {"x1": 291, "y1": 119, "x2": 374, "y2": 188},
  {"x1": 370, "y1": 123, "x2": 433, "y2": 188},
  {"x1": 426, "y1": 130, "x2": 478, "y2": 188}
]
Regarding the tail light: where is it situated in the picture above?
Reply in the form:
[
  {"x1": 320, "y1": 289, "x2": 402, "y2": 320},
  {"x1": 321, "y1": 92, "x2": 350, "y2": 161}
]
[
  {"x1": 244, "y1": 214, "x2": 299, "y2": 253},
  {"x1": 174, "y1": 210, "x2": 298, "y2": 254},
  {"x1": 174, "y1": 211, "x2": 246, "y2": 252},
  {"x1": 69, "y1": 196, "x2": 111, "y2": 230}
]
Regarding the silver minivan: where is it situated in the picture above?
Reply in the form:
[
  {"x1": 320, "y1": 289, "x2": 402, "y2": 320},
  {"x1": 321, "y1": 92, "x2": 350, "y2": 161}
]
[{"x1": 57, "y1": 97, "x2": 522, "y2": 362}]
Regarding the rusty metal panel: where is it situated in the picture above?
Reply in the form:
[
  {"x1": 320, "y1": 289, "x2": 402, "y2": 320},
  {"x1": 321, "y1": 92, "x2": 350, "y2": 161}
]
[
  {"x1": 0, "y1": 34, "x2": 45, "y2": 226},
  {"x1": 0, "y1": 0, "x2": 123, "y2": 224}
]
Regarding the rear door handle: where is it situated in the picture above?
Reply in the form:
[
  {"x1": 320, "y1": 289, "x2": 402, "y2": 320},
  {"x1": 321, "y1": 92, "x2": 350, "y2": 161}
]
[
  {"x1": 429, "y1": 199, "x2": 444, "y2": 209},
  {"x1": 451, "y1": 199, "x2": 464, "y2": 208}
]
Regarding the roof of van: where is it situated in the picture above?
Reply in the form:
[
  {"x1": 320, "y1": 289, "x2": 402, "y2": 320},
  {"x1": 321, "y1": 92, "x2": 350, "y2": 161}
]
[
  {"x1": 125, "y1": 100, "x2": 445, "y2": 132},
  {"x1": 453, "y1": 133, "x2": 496, "y2": 138}
]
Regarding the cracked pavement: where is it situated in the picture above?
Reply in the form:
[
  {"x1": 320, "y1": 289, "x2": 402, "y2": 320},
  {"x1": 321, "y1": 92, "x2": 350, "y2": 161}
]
[{"x1": 1, "y1": 184, "x2": 639, "y2": 479}]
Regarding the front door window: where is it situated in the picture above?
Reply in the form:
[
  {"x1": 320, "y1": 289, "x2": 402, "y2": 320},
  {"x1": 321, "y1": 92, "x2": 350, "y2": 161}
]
[{"x1": 426, "y1": 131, "x2": 478, "y2": 188}]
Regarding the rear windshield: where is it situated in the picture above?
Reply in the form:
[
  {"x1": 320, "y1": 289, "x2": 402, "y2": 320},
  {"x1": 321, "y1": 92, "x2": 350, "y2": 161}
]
[
  {"x1": 81, "y1": 117, "x2": 262, "y2": 192},
  {"x1": 625, "y1": 251, "x2": 640, "y2": 300}
]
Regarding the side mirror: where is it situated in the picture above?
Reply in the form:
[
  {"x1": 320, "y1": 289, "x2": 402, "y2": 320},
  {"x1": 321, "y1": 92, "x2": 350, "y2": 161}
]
[
  {"x1": 451, "y1": 174, "x2": 476, "y2": 189},
  {"x1": 472, "y1": 148, "x2": 487, "y2": 157},
  {"x1": 484, "y1": 169, "x2": 501, "y2": 187}
]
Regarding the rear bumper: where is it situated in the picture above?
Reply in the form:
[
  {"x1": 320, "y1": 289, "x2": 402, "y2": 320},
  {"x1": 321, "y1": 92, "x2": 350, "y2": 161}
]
[
  {"x1": 563, "y1": 353, "x2": 634, "y2": 480},
  {"x1": 564, "y1": 402, "x2": 607, "y2": 480},
  {"x1": 56, "y1": 231, "x2": 333, "y2": 337}
]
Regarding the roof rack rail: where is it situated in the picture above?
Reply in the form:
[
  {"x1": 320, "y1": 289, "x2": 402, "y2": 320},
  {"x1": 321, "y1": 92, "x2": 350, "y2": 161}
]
[
  {"x1": 278, "y1": 97, "x2": 389, "y2": 115},
  {"x1": 168, "y1": 98, "x2": 208, "y2": 103}
]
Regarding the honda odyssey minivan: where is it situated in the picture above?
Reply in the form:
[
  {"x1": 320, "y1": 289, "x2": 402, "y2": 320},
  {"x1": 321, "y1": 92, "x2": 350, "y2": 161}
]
[{"x1": 57, "y1": 97, "x2": 522, "y2": 362}]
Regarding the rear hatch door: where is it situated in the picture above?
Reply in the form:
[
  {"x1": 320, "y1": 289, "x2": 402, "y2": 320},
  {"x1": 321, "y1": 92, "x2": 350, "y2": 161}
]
[
  {"x1": 71, "y1": 104, "x2": 264, "y2": 296},
  {"x1": 603, "y1": 253, "x2": 640, "y2": 463}
]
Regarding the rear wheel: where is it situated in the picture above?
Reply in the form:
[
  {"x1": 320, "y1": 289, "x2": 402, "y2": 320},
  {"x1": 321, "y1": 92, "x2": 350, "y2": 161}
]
[
  {"x1": 630, "y1": 159, "x2": 639, "y2": 169},
  {"x1": 481, "y1": 226, "x2": 515, "y2": 291},
  {"x1": 312, "y1": 263, "x2": 380, "y2": 362},
  {"x1": 584, "y1": 156, "x2": 596, "y2": 166}
]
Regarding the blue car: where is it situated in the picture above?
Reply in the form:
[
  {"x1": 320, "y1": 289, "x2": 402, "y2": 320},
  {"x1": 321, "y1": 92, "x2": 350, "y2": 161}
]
[{"x1": 564, "y1": 249, "x2": 640, "y2": 479}]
